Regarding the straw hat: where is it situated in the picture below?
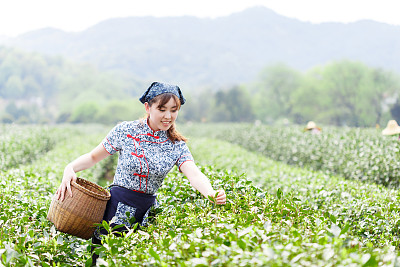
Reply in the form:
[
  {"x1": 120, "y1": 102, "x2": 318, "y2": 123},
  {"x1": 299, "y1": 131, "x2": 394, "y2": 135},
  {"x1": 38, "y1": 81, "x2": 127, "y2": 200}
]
[
  {"x1": 382, "y1": 120, "x2": 400, "y2": 135},
  {"x1": 305, "y1": 121, "x2": 321, "y2": 131}
]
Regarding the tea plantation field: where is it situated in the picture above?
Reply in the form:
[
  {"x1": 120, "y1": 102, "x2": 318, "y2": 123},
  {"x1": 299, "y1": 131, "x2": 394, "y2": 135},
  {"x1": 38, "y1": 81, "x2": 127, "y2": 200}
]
[{"x1": 1, "y1": 123, "x2": 400, "y2": 266}]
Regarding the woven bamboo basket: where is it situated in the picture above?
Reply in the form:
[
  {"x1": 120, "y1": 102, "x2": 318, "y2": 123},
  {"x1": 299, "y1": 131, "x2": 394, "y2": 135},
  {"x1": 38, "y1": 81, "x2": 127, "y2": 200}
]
[{"x1": 47, "y1": 177, "x2": 111, "y2": 240}]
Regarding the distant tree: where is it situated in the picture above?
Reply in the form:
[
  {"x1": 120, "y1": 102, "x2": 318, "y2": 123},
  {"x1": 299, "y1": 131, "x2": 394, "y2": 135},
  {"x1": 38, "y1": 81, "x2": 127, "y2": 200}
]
[
  {"x1": 291, "y1": 67, "x2": 328, "y2": 124},
  {"x1": 5, "y1": 102, "x2": 30, "y2": 120},
  {"x1": 56, "y1": 112, "x2": 71, "y2": 123},
  {"x1": 178, "y1": 93, "x2": 198, "y2": 122},
  {"x1": 368, "y1": 68, "x2": 400, "y2": 125},
  {"x1": 95, "y1": 99, "x2": 144, "y2": 124},
  {"x1": 253, "y1": 63, "x2": 301, "y2": 122},
  {"x1": 211, "y1": 91, "x2": 231, "y2": 122},
  {"x1": 290, "y1": 61, "x2": 400, "y2": 127},
  {"x1": 0, "y1": 52, "x2": 21, "y2": 86},
  {"x1": 180, "y1": 89, "x2": 213, "y2": 122},
  {"x1": 3, "y1": 75, "x2": 24, "y2": 98},
  {"x1": 5, "y1": 102, "x2": 19, "y2": 118},
  {"x1": 209, "y1": 86, "x2": 254, "y2": 122},
  {"x1": 320, "y1": 61, "x2": 399, "y2": 126},
  {"x1": 195, "y1": 89, "x2": 213, "y2": 122},
  {"x1": 1, "y1": 113, "x2": 14, "y2": 123},
  {"x1": 23, "y1": 75, "x2": 41, "y2": 97},
  {"x1": 225, "y1": 86, "x2": 254, "y2": 122},
  {"x1": 70, "y1": 102, "x2": 100, "y2": 123},
  {"x1": 0, "y1": 47, "x2": 140, "y2": 124}
]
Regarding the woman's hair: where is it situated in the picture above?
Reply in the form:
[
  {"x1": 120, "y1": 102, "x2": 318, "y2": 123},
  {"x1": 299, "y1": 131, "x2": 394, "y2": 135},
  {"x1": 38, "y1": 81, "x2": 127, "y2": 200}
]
[{"x1": 147, "y1": 93, "x2": 188, "y2": 143}]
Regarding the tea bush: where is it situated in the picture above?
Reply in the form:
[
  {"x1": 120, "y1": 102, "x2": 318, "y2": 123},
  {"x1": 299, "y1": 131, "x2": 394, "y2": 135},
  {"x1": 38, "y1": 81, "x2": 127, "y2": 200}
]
[
  {"x1": 189, "y1": 137, "x2": 400, "y2": 249},
  {"x1": 181, "y1": 123, "x2": 400, "y2": 187},
  {"x1": 0, "y1": 124, "x2": 57, "y2": 170},
  {"x1": 1, "y1": 124, "x2": 400, "y2": 266},
  {"x1": 0, "y1": 124, "x2": 110, "y2": 266}
]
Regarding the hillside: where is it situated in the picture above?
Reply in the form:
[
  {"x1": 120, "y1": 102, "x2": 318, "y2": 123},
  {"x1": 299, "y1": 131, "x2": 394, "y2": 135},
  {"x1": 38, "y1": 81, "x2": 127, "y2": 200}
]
[
  {"x1": 2, "y1": 6, "x2": 400, "y2": 88},
  {"x1": 0, "y1": 47, "x2": 147, "y2": 124}
]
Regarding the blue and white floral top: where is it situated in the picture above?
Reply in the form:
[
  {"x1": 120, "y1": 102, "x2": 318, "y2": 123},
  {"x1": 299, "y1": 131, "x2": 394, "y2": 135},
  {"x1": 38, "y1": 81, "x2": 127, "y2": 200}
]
[{"x1": 102, "y1": 119, "x2": 194, "y2": 195}]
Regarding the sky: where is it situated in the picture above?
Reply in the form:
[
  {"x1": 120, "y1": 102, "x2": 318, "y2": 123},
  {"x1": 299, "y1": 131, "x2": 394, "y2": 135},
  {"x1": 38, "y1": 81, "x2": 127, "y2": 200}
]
[{"x1": 1, "y1": 0, "x2": 399, "y2": 37}]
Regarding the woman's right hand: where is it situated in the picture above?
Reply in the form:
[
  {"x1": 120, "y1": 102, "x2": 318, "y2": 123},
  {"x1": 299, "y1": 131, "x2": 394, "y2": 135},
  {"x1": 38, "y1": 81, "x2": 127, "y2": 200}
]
[{"x1": 56, "y1": 164, "x2": 77, "y2": 201}]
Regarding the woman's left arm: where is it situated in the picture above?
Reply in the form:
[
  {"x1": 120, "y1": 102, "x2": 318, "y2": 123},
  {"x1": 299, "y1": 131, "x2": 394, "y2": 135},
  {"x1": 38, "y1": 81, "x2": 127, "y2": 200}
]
[{"x1": 180, "y1": 161, "x2": 226, "y2": 204}]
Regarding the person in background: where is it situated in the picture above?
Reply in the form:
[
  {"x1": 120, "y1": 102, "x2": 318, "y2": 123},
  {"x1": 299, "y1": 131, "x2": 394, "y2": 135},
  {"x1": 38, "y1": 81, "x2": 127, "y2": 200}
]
[
  {"x1": 304, "y1": 121, "x2": 321, "y2": 134},
  {"x1": 55, "y1": 81, "x2": 226, "y2": 264},
  {"x1": 382, "y1": 120, "x2": 400, "y2": 139}
]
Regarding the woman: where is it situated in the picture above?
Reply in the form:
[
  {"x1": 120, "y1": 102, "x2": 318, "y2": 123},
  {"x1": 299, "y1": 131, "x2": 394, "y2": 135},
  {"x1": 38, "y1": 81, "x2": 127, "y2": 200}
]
[
  {"x1": 304, "y1": 121, "x2": 321, "y2": 135},
  {"x1": 56, "y1": 82, "x2": 226, "y2": 262}
]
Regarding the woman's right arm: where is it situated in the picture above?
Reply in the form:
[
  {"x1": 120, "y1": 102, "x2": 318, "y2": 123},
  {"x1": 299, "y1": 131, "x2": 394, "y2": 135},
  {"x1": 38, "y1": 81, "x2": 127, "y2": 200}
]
[{"x1": 56, "y1": 143, "x2": 110, "y2": 201}]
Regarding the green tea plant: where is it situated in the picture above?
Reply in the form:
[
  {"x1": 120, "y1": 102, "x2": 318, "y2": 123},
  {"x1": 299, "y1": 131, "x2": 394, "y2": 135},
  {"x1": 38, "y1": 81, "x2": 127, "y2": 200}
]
[
  {"x1": 90, "y1": 167, "x2": 399, "y2": 266},
  {"x1": 0, "y1": 124, "x2": 110, "y2": 266},
  {"x1": 2, "y1": 124, "x2": 400, "y2": 266},
  {"x1": 180, "y1": 123, "x2": 400, "y2": 187},
  {"x1": 188, "y1": 137, "x2": 400, "y2": 249},
  {"x1": 0, "y1": 124, "x2": 57, "y2": 170}
]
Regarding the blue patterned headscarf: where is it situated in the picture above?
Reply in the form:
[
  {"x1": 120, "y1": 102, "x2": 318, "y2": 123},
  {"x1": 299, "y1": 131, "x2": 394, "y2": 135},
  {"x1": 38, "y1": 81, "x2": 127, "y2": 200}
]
[{"x1": 139, "y1": 82, "x2": 186, "y2": 105}]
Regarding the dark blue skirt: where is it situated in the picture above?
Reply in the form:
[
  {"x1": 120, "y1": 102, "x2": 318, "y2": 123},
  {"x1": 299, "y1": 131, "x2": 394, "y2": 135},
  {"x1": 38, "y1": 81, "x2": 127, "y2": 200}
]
[{"x1": 93, "y1": 185, "x2": 157, "y2": 242}]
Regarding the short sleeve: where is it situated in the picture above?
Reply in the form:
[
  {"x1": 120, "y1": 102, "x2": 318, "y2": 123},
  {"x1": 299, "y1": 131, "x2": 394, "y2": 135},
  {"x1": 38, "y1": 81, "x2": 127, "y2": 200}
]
[
  {"x1": 175, "y1": 141, "x2": 194, "y2": 172},
  {"x1": 102, "y1": 121, "x2": 129, "y2": 155}
]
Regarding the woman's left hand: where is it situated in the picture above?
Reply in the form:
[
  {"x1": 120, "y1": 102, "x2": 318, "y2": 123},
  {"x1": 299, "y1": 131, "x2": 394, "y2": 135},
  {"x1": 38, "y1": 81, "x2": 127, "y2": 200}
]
[{"x1": 210, "y1": 189, "x2": 226, "y2": 205}]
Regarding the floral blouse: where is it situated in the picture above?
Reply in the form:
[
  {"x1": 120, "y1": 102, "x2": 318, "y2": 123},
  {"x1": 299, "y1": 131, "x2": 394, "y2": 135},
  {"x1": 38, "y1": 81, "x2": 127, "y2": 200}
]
[{"x1": 102, "y1": 119, "x2": 193, "y2": 194}]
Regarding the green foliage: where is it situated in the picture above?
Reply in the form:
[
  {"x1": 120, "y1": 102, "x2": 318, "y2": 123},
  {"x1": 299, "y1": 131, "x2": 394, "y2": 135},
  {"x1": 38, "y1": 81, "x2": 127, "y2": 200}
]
[
  {"x1": 251, "y1": 60, "x2": 400, "y2": 127},
  {"x1": 188, "y1": 137, "x2": 400, "y2": 249},
  {"x1": 70, "y1": 102, "x2": 100, "y2": 123},
  {"x1": 0, "y1": 124, "x2": 111, "y2": 266},
  {"x1": 0, "y1": 124, "x2": 60, "y2": 170},
  {"x1": 310, "y1": 61, "x2": 398, "y2": 126},
  {"x1": 2, "y1": 123, "x2": 400, "y2": 266},
  {"x1": 181, "y1": 123, "x2": 400, "y2": 188},
  {"x1": 0, "y1": 47, "x2": 144, "y2": 124},
  {"x1": 1, "y1": 45, "x2": 400, "y2": 128},
  {"x1": 95, "y1": 99, "x2": 145, "y2": 125},
  {"x1": 181, "y1": 86, "x2": 255, "y2": 123},
  {"x1": 8, "y1": 8, "x2": 400, "y2": 90},
  {"x1": 180, "y1": 89, "x2": 215, "y2": 123},
  {"x1": 208, "y1": 86, "x2": 254, "y2": 122},
  {"x1": 3, "y1": 75, "x2": 24, "y2": 98},
  {"x1": 253, "y1": 63, "x2": 302, "y2": 122}
]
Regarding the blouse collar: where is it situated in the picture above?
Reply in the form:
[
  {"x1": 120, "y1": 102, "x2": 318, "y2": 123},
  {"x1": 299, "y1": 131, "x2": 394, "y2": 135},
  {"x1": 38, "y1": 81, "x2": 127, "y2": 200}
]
[{"x1": 143, "y1": 118, "x2": 168, "y2": 140}]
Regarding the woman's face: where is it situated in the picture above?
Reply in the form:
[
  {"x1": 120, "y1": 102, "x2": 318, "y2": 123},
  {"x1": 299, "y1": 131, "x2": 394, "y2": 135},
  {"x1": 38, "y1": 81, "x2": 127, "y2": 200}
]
[{"x1": 145, "y1": 97, "x2": 179, "y2": 131}]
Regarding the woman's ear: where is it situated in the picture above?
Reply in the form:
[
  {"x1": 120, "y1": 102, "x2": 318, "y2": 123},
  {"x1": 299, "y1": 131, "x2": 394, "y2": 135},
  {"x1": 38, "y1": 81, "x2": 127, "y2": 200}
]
[{"x1": 144, "y1": 102, "x2": 150, "y2": 114}]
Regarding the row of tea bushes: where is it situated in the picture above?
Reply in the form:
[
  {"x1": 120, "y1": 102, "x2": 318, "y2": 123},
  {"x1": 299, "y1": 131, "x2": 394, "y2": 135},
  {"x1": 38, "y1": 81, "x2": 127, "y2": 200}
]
[
  {"x1": 94, "y1": 166, "x2": 398, "y2": 266},
  {"x1": 180, "y1": 123, "x2": 400, "y2": 187},
  {"x1": 2, "y1": 124, "x2": 400, "y2": 266},
  {"x1": 0, "y1": 126, "x2": 114, "y2": 266},
  {"x1": 0, "y1": 124, "x2": 108, "y2": 171},
  {"x1": 0, "y1": 124, "x2": 58, "y2": 170},
  {"x1": 188, "y1": 137, "x2": 400, "y2": 249},
  {"x1": 70, "y1": 148, "x2": 400, "y2": 266},
  {"x1": 65, "y1": 136, "x2": 400, "y2": 266}
]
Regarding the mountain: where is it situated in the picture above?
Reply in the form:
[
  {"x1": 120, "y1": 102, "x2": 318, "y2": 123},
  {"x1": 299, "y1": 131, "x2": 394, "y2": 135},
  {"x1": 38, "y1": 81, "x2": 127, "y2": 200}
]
[{"x1": 2, "y1": 6, "x2": 400, "y2": 88}]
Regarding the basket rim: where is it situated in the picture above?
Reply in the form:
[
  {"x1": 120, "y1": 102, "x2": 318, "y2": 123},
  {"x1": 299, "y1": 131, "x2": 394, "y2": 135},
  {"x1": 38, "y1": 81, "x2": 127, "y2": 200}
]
[{"x1": 72, "y1": 177, "x2": 111, "y2": 200}]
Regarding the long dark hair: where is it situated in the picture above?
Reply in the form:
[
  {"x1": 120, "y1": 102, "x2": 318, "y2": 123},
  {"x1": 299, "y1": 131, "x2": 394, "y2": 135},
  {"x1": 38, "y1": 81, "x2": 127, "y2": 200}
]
[{"x1": 148, "y1": 93, "x2": 187, "y2": 143}]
